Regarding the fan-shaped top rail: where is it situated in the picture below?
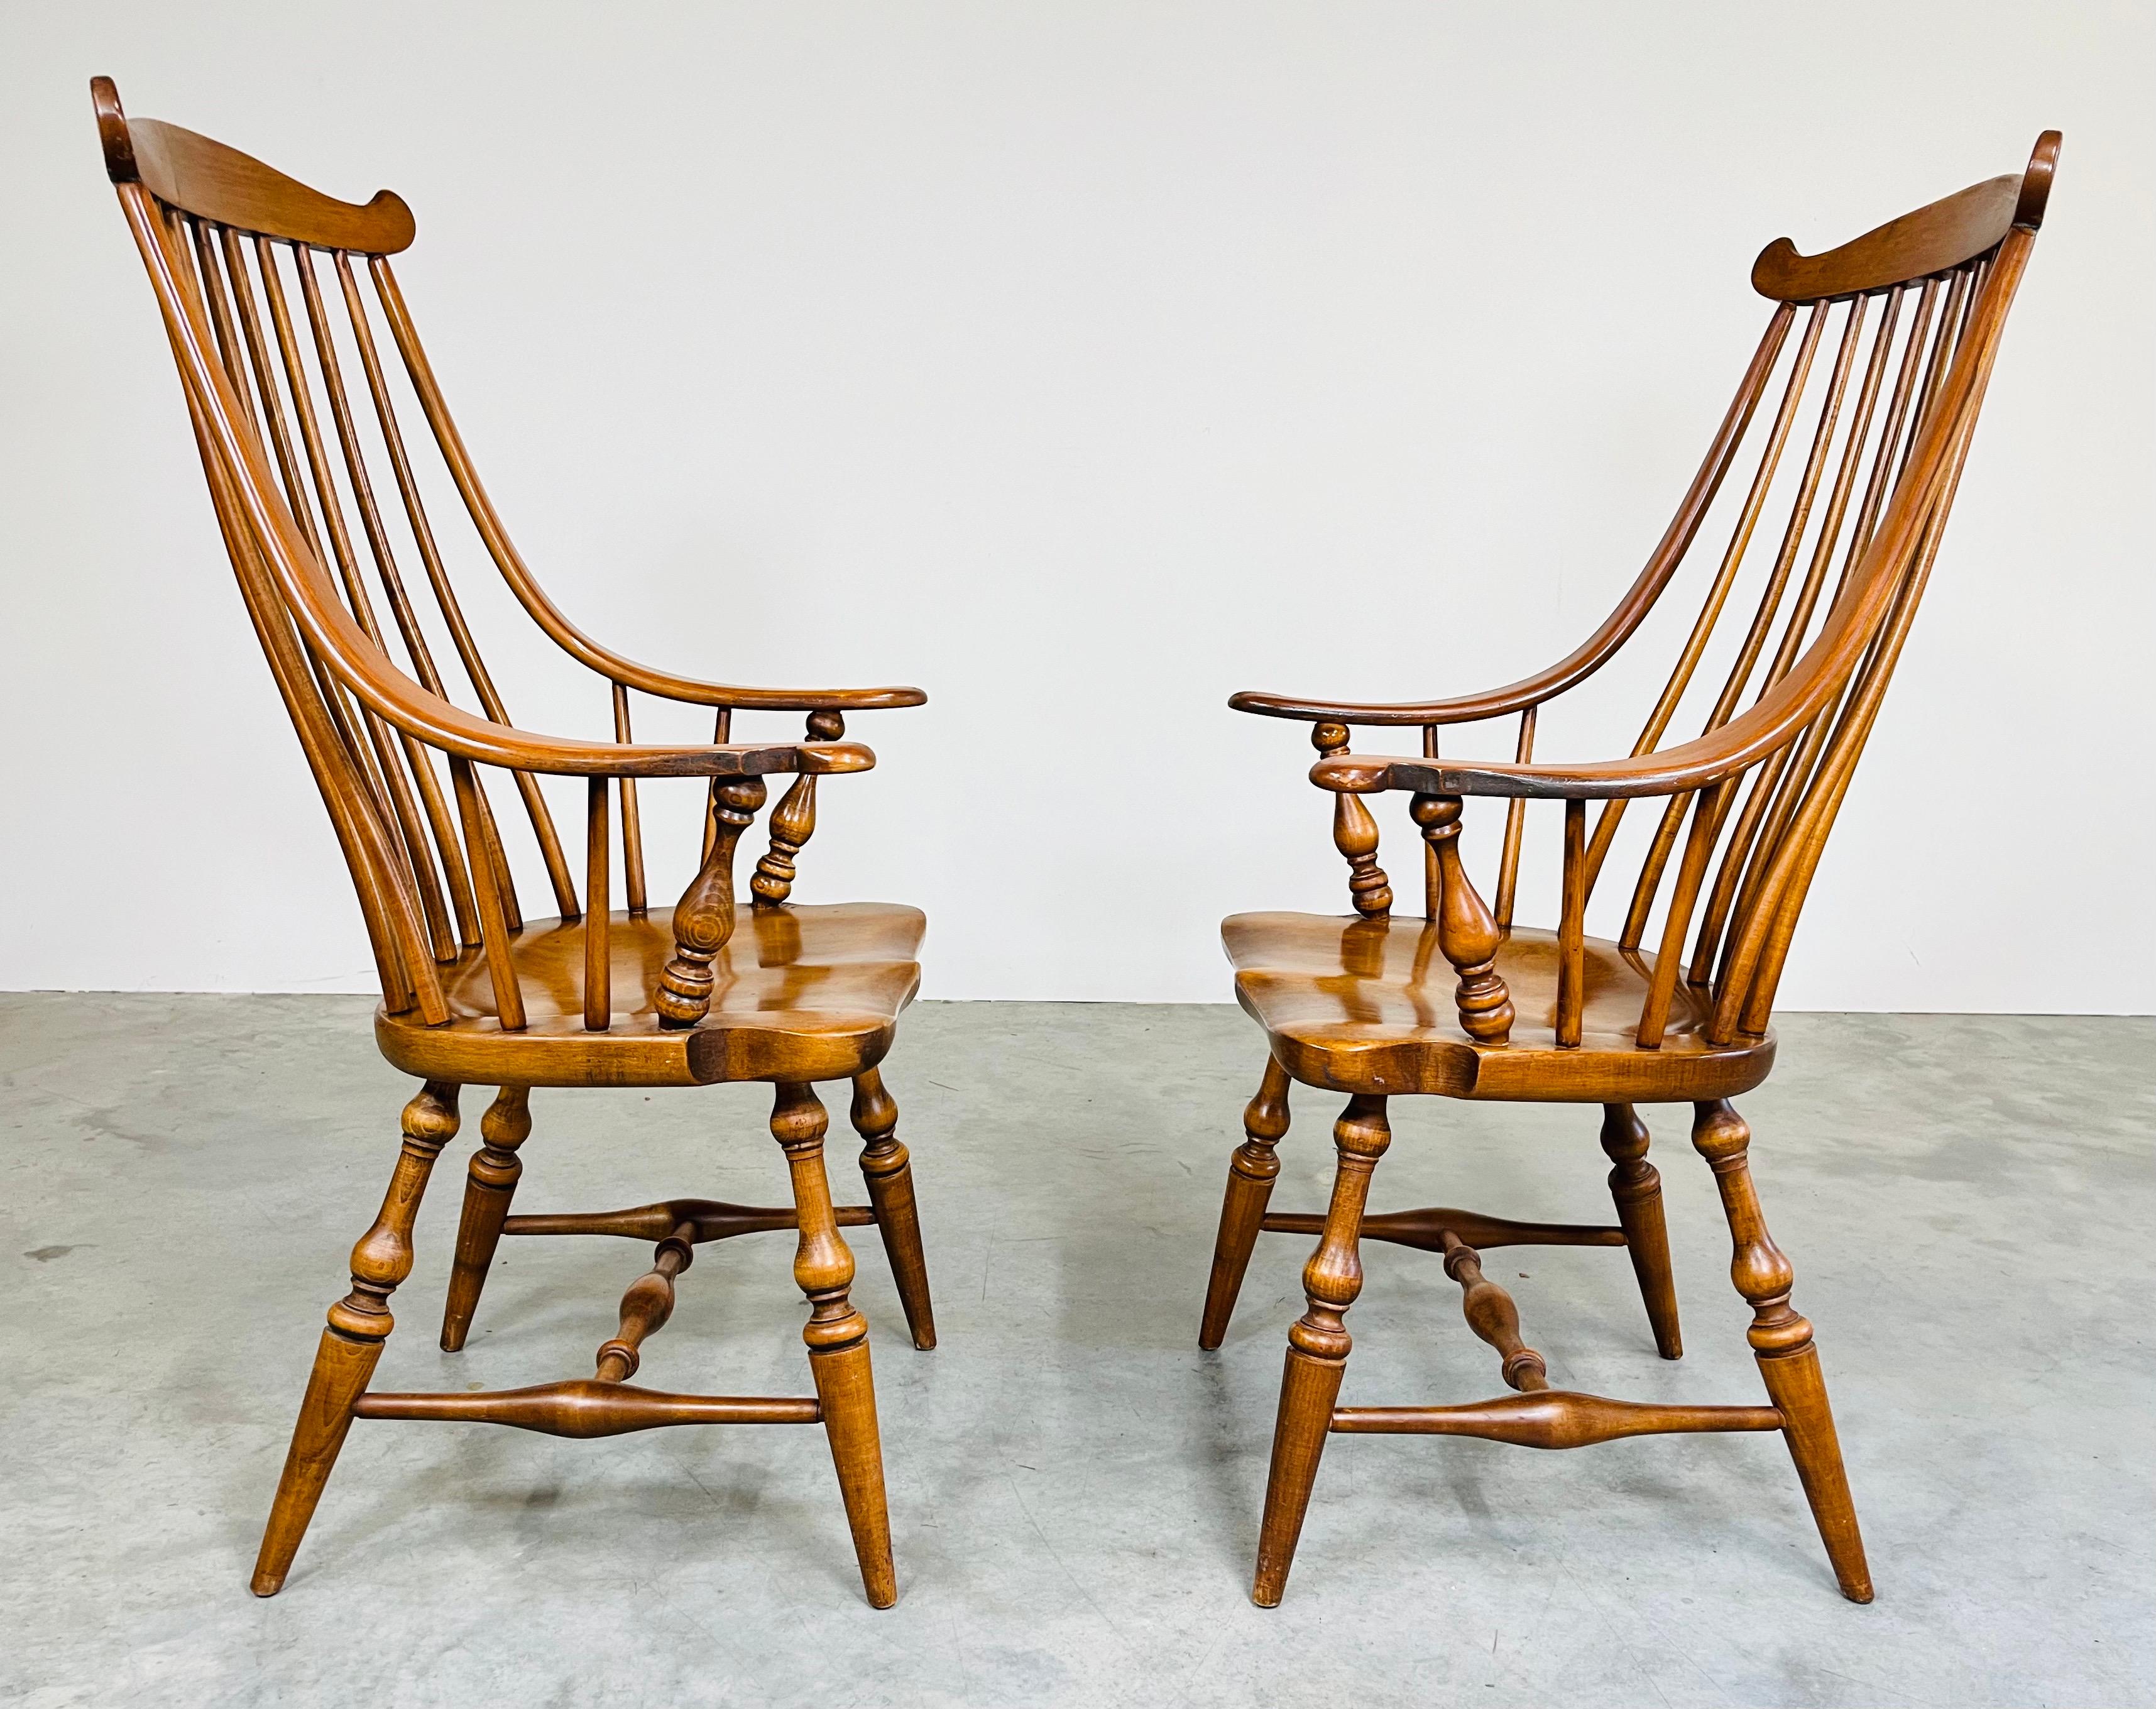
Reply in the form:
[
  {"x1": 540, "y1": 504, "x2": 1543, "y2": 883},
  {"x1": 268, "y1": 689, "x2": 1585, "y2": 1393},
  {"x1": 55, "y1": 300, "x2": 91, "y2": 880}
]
[
  {"x1": 94, "y1": 79, "x2": 414, "y2": 253},
  {"x1": 1753, "y1": 136, "x2": 2057, "y2": 303}
]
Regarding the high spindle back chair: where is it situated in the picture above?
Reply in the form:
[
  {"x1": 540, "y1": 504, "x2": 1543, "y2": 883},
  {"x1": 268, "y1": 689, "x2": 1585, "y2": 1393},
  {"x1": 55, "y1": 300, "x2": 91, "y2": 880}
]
[
  {"x1": 94, "y1": 77, "x2": 936, "y2": 1607},
  {"x1": 1203, "y1": 133, "x2": 2059, "y2": 1606}
]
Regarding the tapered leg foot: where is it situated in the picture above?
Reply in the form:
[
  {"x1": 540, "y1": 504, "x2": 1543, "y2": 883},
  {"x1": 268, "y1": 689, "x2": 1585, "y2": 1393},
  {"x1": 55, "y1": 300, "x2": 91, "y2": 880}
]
[
  {"x1": 775, "y1": 1082, "x2": 897, "y2": 1607},
  {"x1": 1200, "y1": 1057, "x2": 1291, "y2": 1350},
  {"x1": 441, "y1": 1087, "x2": 531, "y2": 1351},
  {"x1": 1252, "y1": 1344, "x2": 1347, "y2": 1606},
  {"x1": 851, "y1": 1069, "x2": 936, "y2": 1351},
  {"x1": 1250, "y1": 1094, "x2": 1389, "y2": 1608},
  {"x1": 1692, "y1": 1099, "x2": 1871, "y2": 1603},
  {"x1": 1601, "y1": 1103, "x2": 1682, "y2": 1359},
  {"x1": 254, "y1": 1082, "x2": 461, "y2": 1595},
  {"x1": 1758, "y1": 1340, "x2": 1872, "y2": 1602},
  {"x1": 811, "y1": 1331, "x2": 896, "y2": 1608}
]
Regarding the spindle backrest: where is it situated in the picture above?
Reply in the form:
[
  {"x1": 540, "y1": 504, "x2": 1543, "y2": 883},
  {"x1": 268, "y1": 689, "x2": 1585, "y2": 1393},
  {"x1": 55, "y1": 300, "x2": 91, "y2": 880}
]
[
  {"x1": 96, "y1": 78, "x2": 896, "y2": 1033},
  {"x1": 1284, "y1": 133, "x2": 2058, "y2": 1052}
]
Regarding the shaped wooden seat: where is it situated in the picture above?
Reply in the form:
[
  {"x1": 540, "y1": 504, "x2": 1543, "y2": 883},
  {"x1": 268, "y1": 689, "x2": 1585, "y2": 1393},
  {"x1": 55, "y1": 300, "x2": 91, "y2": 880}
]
[
  {"x1": 380, "y1": 902, "x2": 926, "y2": 1087},
  {"x1": 93, "y1": 76, "x2": 934, "y2": 1608},
  {"x1": 1224, "y1": 913, "x2": 1770, "y2": 1102},
  {"x1": 1201, "y1": 132, "x2": 2061, "y2": 1608}
]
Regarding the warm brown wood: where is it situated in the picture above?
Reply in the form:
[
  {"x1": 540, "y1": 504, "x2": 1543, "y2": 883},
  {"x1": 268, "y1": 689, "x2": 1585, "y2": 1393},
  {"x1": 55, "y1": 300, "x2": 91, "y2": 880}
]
[
  {"x1": 850, "y1": 1067, "x2": 938, "y2": 1351},
  {"x1": 353, "y1": 1383, "x2": 822, "y2": 1436},
  {"x1": 657, "y1": 776, "x2": 767, "y2": 1028},
  {"x1": 1217, "y1": 134, "x2": 2058, "y2": 1606},
  {"x1": 504, "y1": 1199, "x2": 877, "y2": 1242},
  {"x1": 1198, "y1": 1057, "x2": 1294, "y2": 1348},
  {"x1": 1260, "y1": 1205, "x2": 1624, "y2": 1251},
  {"x1": 1252, "y1": 1094, "x2": 1388, "y2": 1608},
  {"x1": 1692, "y1": 1100, "x2": 1871, "y2": 1600},
  {"x1": 1440, "y1": 1229, "x2": 1549, "y2": 1392},
  {"x1": 1332, "y1": 1392, "x2": 1783, "y2": 1446},
  {"x1": 1600, "y1": 1104, "x2": 1682, "y2": 1358},
  {"x1": 254, "y1": 1082, "x2": 461, "y2": 1595},
  {"x1": 772, "y1": 1082, "x2": 897, "y2": 1608},
  {"x1": 97, "y1": 77, "x2": 933, "y2": 1607},
  {"x1": 1224, "y1": 912, "x2": 1772, "y2": 1101},
  {"x1": 1411, "y1": 794, "x2": 1514, "y2": 1042},
  {"x1": 440, "y1": 1085, "x2": 532, "y2": 1351}
]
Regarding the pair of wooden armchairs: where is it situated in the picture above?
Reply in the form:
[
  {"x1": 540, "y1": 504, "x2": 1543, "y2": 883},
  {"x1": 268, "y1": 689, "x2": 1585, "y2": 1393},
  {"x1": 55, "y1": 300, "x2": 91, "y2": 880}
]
[{"x1": 94, "y1": 77, "x2": 2056, "y2": 1610}]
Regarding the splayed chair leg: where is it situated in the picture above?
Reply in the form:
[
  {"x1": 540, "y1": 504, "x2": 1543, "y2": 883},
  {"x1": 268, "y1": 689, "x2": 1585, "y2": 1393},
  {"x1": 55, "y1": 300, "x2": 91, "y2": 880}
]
[
  {"x1": 1252, "y1": 1092, "x2": 1389, "y2": 1607},
  {"x1": 1200, "y1": 1056, "x2": 1293, "y2": 1349},
  {"x1": 774, "y1": 1082, "x2": 897, "y2": 1608},
  {"x1": 441, "y1": 1085, "x2": 531, "y2": 1351},
  {"x1": 1692, "y1": 1099, "x2": 1872, "y2": 1602},
  {"x1": 1601, "y1": 1102, "x2": 1682, "y2": 1358},
  {"x1": 850, "y1": 1068, "x2": 936, "y2": 1351},
  {"x1": 253, "y1": 1082, "x2": 461, "y2": 1595}
]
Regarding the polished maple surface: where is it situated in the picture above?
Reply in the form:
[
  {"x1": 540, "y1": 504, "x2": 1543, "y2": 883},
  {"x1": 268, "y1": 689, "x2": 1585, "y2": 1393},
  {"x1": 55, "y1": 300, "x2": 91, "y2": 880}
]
[
  {"x1": 1223, "y1": 913, "x2": 1772, "y2": 1102},
  {"x1": 378, "y1": 903, "x2": 925, "y2": 1087}
]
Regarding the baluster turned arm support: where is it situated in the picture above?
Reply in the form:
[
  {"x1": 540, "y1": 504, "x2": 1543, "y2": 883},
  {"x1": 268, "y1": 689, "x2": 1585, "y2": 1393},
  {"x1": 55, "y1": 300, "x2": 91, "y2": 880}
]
[
  {"x1": 657, "y1": 776, "x2": 769, "y2": 1028},
  {"x1": 754, "y1": 710, "x2": 844, "y2": 906},
  {"x1": 1408, "y1": 794, "x2": 1514, "y2": 1043},
  {"x1": 1313, "y1": 723, "x2": 1391, "y2": 917}
]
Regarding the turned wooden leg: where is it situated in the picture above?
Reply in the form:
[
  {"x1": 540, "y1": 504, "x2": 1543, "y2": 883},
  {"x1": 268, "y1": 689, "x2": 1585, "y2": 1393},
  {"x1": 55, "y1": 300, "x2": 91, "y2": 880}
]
[
  {"x1": 253, "y1": 1082, "x2": 461, "y2": 1596},
  {"x1": 1692, "y1": 1099, "x2": 1872, "y2": 1603},
  {"x1": 1601, "y1": 1103, "x2": 1682, "y2": 1359},
  {"x1": 1252, "y1": 1092, "x2": 1389, "y2": 1608},
  {"x1": 850, "y1": 1067, "x2": 936, "y2": 1351},
  {"x1": 1199, "y1": 1057, "x2": 1293, "y2": 1349},
  {"x1": 774, "y1": 1082, "x2": 896, "y2": 1608},
  {"x1": 441, "y1": 1086, "x2": 532, "y2": 1351}
]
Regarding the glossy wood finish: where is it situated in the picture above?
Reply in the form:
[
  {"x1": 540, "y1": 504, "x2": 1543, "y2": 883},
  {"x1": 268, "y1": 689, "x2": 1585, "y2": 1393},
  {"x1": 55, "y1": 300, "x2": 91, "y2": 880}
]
[
  {"x1": 1209, "y1": 135, "x2": 2058, "y2": 1607},
  {"x1": 96, "y1": 77, "x2": 932, "y2": 1607}
]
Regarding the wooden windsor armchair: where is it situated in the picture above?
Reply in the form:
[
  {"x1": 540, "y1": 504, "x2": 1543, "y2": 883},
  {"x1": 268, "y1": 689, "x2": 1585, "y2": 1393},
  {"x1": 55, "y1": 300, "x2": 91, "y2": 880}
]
[
  {"x1": 1202, "y1": 133, "x2": 2060, "y2": 1607},
  {"x1": 92, "y1": 78, "x2": 936, "y2": 1608}
]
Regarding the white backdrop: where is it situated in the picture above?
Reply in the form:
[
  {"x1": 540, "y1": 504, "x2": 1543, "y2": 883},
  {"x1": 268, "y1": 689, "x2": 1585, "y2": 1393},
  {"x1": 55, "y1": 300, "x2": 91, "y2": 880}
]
[{"x1": 3, "y1": 3, "x2": 2150, "y2": 1009}]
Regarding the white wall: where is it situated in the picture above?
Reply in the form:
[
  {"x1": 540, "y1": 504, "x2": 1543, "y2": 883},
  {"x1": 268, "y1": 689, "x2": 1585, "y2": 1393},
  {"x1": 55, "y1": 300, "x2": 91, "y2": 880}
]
[{"x1": 3, "y1": 3, "x2": 2150, "y2": 1010}]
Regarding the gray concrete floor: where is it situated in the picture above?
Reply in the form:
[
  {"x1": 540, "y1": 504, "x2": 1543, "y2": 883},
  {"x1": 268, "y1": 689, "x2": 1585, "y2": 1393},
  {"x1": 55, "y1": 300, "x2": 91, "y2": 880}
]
[{"x1": 1, "y1": 996, "x2": 2150, "y2": 1708}]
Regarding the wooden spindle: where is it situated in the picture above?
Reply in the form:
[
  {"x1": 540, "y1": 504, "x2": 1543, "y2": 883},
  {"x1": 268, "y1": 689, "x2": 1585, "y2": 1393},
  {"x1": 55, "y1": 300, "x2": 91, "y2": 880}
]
[
  {"x1": 1440, "y1": 1229, "x2": 1548, "y2": 1391},
  {"x1": 333, "y1": 253, "x2": 579, "y2": 921},
  {"x1": 657, "y1": 774, "x2": 767, "y2": 1028},
  {"x1": 1584, "y1": 302, "x2": 1829, "y2": 893},
  {"x1": 700, "y1": 708, "x2": 731, "y2": 864},
  {"x1": 1421, "y1": 725, "x2": 1440, "y2": 918},
  {"x1": 1556, "y1": 798, "x2": 1585, "y2": 1048},
  {"x1": 449, "y1": 757, "x2": 525, "y2": 1031},
  {"x1": 1410, "y1": 794, "x2": 1513, "y2": 1043},
  {"x1": 1313, "y1": 723, "x2": 1390, "y2": 916},
  {"x1": 610, "y1": 684, "x2": 647, "y2": 916},
  {"x1": 584, "y1": 776, "x2": 610, "y2": 1031},
  {"x1": 755, "y1": 710, "x2": 841, "y2": 906},
  {"x1": 594, "y1": 1221, "x2": 696, "y2": 1382},
  {"x1": 1494, "y1": 706, "x2": 1535, "y2": 928},
  {"x1": 258, "y1": 237, "x2": 480, "y2": 947}
]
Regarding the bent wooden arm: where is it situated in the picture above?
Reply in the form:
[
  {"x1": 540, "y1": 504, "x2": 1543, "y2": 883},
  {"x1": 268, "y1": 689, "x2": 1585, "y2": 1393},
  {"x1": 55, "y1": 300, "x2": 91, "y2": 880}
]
[{"x1": 369, "y1": 261, "x2": 924, "y2": 715}]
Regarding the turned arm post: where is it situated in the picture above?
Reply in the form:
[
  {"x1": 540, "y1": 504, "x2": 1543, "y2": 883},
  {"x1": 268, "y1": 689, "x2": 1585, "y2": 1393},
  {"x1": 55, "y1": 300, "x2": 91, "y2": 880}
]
[
  {"x1": 1314, "y1": 722, "x2": 1391, "y2": 916},
  {"x1": 657, "y1": 774, "x2": 768, "y2": 1028},
  {"x1": 754, "y1": 710, "x2": 843, "y2": 906},
  {"x1": 1409, "y1": 793, "x2": 1514, "y2": 1043}
]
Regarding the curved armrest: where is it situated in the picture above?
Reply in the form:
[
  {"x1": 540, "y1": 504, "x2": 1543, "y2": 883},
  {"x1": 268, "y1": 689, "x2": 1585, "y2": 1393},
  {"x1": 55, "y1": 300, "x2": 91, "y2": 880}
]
[
  {"x1": 362, "y1": 260, "x2": 927, "y2": 715},
  {"x1": 1311, "y1": 701, "x2": 1792, "y2": 801},
  {"x1": 363, "y1": 676, "x2": 878, "y2": 779},
  {"x1": 527, "y1": 617, "x2": 927, "y2": 712},
  {"x1": 1229, "y1": 662, "x2": 1576, "y2": 729}
]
